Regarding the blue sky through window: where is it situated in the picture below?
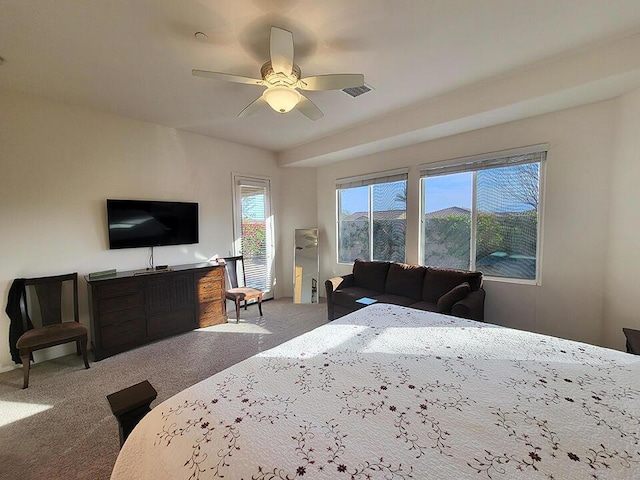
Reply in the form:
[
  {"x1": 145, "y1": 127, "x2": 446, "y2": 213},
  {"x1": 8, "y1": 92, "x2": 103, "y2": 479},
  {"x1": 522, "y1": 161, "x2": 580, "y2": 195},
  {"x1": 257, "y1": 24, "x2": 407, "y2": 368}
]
[
  {"x1": 340, "y1": 186, "x2": 367, "y2": 215},
  {"x1": 423, "y1": 173, "x2": 472, "y2": 213},
  {"x1": 340, "y1": 181, "x2": 406, "y2": 214},
  {"x1": 341, "y1": 166, "x2": 537, "y2": 215},
  {"x1": 241, "y1": 192, "x2": 265, "y2": 220}
]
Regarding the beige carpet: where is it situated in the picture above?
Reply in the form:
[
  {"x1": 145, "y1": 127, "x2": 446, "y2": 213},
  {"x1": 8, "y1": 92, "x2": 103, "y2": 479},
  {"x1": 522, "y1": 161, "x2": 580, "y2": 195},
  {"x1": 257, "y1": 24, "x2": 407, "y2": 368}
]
[{"x1": 0, "y1": 298, "x2": 328, "y2": 480}]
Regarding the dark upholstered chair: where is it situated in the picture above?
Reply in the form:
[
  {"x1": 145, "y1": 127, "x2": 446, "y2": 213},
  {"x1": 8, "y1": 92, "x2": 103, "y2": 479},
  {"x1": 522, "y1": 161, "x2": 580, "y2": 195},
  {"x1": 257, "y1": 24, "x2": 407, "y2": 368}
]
[
  {"x1": 222, "y1": 256, "x2": 263, "y2": 323},
  {"x1": 16, "y1": 273, "x2": 89, "y2": 388}
]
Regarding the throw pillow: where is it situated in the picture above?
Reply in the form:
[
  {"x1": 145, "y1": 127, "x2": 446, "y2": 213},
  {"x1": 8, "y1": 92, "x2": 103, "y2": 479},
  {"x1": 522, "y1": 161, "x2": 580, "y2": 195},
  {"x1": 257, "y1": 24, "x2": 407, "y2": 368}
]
[{"x1": 436, "y1": 282, "x2": 471, "y2": 313}]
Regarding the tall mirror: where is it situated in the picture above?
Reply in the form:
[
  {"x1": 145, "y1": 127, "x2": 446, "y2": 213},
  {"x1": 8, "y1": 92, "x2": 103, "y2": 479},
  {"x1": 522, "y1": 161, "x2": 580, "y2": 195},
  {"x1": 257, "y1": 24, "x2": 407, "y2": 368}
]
[{"x1": 294, "y1": 229, "x2": 319, "y2": 304}]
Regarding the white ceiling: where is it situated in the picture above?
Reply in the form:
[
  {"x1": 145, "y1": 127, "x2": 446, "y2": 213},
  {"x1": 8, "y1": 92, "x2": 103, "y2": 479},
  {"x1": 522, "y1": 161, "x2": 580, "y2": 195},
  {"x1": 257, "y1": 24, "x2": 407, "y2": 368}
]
[{"x1": 2, "y1": 0, "x2": 640, "y2": 164}]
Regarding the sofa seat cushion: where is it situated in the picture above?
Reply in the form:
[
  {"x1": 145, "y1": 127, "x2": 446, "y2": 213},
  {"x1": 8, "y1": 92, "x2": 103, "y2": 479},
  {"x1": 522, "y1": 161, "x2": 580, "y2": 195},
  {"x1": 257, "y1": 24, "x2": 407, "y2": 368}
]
[
  {"x1": 422, "y1": 267, "x2": 483, "y2": 302},
  {"x1": 384, "y1": 263, "x2": 426, "y2": 300},
  {"x1": 372, "y1": 293, "x2": 416, "y2": 307},
  {"x1": 409, "y1": 301, "x2": 438, "y2": 312},
  {"x1": 332, "y1": 287, "x2": 381, "y2": 309},
  {"x1": 436, "y1": 282, "x2": 471, "y2": 313},
  {"x1": 353, "y1": 259, "x2": 390, "y2": 292}
]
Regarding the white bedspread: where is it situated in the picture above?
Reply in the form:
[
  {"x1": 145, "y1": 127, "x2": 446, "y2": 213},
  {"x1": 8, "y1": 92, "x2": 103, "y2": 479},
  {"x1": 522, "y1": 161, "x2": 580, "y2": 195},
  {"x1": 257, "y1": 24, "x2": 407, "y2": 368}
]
[{"x1": 111, "y1": 304, "x2": 640, "y2": 479}]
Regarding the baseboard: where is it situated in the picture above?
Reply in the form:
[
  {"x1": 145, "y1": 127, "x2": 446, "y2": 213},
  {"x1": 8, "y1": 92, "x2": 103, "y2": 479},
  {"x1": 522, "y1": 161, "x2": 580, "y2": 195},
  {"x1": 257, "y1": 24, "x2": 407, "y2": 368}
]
[{"x1": 0, "y1": 363, "x2": 19, "y2": 373}]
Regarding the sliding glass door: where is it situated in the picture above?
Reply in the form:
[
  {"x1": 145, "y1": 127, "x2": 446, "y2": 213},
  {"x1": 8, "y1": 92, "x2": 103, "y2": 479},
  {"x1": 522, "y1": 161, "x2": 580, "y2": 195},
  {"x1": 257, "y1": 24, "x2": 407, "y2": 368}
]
[{"x1": 232, "y1": 174, "x2": 274, "y2": 299}]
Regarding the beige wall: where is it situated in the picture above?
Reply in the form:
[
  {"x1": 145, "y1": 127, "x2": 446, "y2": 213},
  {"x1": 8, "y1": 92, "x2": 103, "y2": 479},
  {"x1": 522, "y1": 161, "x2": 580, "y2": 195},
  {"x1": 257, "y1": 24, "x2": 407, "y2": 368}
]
[
  {"x1": 276, "y1": 167, "x2": 319, "y2": 297},
  {"x1": 0, "y1": 89, "x2": 317, "y2": 371},
  {"x1": 3, "y1": 85, "x2": 638, "y2": 372},
  {"x1": 603, "y1": 90, "x2": 640, "y2": 347},
  {"x1": 318, "y1": 99, "x2": 625, "y2": 348}
]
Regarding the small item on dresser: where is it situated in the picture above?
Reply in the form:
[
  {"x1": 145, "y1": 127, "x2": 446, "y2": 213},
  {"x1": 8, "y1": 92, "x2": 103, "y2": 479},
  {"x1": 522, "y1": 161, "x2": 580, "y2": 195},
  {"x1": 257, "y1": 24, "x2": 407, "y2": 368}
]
[
  {"x1": 88, "y1": 269, "x2": 117, "y2": 279},
  {"x1": 155, "y1": 265, "x2": 168, "y2": 271}
]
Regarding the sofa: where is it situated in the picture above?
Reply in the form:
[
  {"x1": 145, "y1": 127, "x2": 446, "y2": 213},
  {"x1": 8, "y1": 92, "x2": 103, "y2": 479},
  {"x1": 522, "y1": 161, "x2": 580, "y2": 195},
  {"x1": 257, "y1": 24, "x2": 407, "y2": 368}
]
[{"x1": 325, "y1": 259, "x2": 485, "y2": 321}]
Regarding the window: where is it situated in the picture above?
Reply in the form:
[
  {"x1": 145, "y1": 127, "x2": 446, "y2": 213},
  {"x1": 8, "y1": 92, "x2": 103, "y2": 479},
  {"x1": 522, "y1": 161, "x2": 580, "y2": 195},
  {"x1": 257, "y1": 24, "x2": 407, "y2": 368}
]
[
  {"x1": 232, "y1": 174, "x2": 274, "y2": 298},
  {"x1": 420, "y1": 147, "x2": 546, "y2": 282},
  {"x1": 337, "y1": 170, "x2": 408, "y2": 263}
]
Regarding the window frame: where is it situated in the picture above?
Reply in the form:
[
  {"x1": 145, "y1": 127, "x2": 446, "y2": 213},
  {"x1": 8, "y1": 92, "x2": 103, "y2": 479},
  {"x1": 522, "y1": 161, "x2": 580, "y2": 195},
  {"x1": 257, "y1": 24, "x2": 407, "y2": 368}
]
[
  {"x1": 335, "y1": 169, "x2": 409, "y2": 265},
  {"x1": 231, "y1": 173, "x2": 275, "y2": 298},
  {"x1": 418, "y1": 146, "x2": 547, "y2": 285}
]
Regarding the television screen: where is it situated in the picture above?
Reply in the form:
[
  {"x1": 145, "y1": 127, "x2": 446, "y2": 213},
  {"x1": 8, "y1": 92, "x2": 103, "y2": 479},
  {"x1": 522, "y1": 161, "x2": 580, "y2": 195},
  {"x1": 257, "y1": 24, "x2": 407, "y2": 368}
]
[{"x1": 107, "y1": 199, "x2": 199, "y2": 249}]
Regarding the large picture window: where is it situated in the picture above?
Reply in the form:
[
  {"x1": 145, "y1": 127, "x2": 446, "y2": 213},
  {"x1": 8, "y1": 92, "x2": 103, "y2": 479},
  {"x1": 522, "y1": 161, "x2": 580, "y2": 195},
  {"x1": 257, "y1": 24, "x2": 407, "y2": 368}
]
[
  {"x1": 337, "y1": 170, "x2": 408, "y2": 263},
  {"x1": 420, "y1": 147, "x2": 546, "y2": 282}
]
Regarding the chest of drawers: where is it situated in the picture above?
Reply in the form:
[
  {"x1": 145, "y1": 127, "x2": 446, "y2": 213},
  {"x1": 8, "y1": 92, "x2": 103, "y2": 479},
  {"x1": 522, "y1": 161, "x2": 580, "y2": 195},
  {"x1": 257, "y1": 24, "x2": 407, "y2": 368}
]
[{"x1": 87, "y1": 263, "x2": 226, "y2": 360}]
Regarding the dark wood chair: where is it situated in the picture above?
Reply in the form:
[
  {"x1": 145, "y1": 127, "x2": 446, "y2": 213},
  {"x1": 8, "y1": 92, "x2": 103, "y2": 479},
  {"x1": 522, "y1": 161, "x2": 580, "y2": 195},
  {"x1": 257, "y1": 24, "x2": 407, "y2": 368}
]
[
  {"x1": 223, "y1": 256, "x2": 263, "y2": 323},
  {"x1": 16, "y1": 273, "x2": 89, "y2": 388}
]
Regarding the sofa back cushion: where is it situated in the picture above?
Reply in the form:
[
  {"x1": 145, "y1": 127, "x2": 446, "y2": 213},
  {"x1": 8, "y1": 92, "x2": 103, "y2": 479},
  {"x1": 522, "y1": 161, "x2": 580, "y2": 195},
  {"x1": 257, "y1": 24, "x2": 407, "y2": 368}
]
[
  {"x1": 353, "y1": 259, "x2": 390, "y2": 292},
  {"x1": 422, "y1": 267, "x2": 482, "y2": 302},
  {"x1": 384, "y1": 263, "x2": 426, "y2": 300}
]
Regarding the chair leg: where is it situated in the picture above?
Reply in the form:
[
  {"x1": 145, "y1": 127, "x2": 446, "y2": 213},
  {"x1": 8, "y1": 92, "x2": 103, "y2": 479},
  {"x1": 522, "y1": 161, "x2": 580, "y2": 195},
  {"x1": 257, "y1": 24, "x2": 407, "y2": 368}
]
[
  {"x1": 244, "y1": 300, "x2": 248, "y2": 311},
  {"x1": 80, "y1": 337, "x2": 90, "y2": 369},
  {"x1": 20, "y1": 351, "x2": 31, "y2": 389},
  {"x1": 258, "y1": 295, "x2": 263, "y2": 316},
  {"x1": 235, "y1": 299, "x2": 241, "y2": 324},
  {"x1": 76, "y1": 340, "x2": 82, "y2": 356}
]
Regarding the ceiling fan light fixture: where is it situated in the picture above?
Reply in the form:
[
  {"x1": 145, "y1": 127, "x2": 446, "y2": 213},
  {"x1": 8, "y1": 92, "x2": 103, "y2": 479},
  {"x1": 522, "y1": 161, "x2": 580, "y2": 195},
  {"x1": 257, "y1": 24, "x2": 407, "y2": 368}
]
[
  {"x1": 262, "y1": 86, "x2": 301, "y2": 113},
  {"x1": 192, "y1": 27, "x2": 363, "y2": 120}
]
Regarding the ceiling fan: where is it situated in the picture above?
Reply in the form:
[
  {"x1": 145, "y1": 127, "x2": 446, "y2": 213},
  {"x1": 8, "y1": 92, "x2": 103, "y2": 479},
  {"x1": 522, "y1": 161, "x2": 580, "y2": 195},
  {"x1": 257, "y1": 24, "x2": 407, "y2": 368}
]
[{"x1": 192, "y1": 26, "x2": 365, "y2": 120}]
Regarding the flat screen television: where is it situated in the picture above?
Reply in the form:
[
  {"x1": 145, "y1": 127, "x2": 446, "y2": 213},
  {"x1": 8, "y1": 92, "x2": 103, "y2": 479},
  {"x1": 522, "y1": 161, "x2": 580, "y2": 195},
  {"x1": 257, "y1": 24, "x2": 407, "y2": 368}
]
[{"x1": 107, "y1": 199, "x2": 199, "y2": 249}]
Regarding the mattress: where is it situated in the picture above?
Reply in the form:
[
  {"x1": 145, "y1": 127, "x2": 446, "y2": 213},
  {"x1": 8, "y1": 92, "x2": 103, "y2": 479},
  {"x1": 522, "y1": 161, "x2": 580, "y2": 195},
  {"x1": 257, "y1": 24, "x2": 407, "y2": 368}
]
[{"x1": 111, "y1": 303, "x2": 640, "y2": 479}]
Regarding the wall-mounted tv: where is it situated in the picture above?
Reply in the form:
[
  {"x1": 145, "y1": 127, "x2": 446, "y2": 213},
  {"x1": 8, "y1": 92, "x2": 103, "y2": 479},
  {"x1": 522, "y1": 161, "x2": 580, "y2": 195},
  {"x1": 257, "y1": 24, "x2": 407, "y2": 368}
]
[{"x1": 107, "y1": 199, "x2": 199, "y2": 249}]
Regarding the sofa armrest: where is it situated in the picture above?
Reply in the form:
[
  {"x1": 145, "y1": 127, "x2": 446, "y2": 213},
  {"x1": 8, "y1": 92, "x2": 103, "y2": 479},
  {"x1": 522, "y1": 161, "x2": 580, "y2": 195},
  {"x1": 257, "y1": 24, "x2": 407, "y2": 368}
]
[
  {"x1": 326, "y1": 273, "x2": 354, "y2": 293},
  {"x1": 451, "y1": 288, "x2": 485, "y2": 322},
  {"x1": 325, "y1": 274, "x2": 354, "y2": 320}
]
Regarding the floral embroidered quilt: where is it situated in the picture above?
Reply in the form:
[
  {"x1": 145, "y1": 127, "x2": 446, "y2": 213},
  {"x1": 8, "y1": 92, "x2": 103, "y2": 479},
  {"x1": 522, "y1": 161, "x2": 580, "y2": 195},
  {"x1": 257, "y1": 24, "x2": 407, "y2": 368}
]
[{"x1": 111, "y1": 304, "x2": 640, "y2": 479}]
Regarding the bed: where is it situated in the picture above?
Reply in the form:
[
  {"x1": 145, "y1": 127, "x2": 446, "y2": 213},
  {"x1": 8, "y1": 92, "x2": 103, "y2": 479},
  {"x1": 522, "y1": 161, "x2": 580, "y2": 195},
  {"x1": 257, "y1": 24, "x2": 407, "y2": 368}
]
[{"x1": 111, "y1": 303, "x2": 640, "y2": 479}]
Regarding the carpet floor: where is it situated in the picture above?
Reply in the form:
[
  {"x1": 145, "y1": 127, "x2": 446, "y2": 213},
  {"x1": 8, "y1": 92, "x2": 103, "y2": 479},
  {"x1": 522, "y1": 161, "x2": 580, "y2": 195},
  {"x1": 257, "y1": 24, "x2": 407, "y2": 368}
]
[{"x1": 0, "y1": 298, "x2": 328, "y2": 480}]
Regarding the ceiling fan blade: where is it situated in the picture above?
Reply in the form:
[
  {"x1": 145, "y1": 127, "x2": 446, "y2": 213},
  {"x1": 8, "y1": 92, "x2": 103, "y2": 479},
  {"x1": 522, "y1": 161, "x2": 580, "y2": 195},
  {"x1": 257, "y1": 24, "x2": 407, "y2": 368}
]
[
  {"x1": 238, "y1": 96, "x2": 267, "y2": 118},
  {"x1": 296, "y1": 94, "x2": 324, "y2": 121},
  {"x1": 192, "y1": 70, "x2": 263, "y2": 86},
  {"x1": 270, "y1": 27, "x2": 294, "y2": 74},
  {"x1": 298, "y1": 74, "x2": 365, "y2": 91}
]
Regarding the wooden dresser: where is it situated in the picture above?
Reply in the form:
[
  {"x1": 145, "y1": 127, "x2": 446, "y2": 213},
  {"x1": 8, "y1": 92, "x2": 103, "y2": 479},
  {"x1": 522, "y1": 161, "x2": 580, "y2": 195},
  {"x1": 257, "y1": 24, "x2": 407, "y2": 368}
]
[{"x1": 86, "y1": 263, "x2": 226, "y2": 360}]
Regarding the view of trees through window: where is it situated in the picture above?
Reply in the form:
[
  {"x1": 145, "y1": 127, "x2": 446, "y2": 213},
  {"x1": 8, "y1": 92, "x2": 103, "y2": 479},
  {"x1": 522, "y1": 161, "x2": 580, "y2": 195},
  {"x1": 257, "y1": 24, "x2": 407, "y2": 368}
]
[
  {"x1": 338, "y1": 180, "x2": 407, "y2": 263},
  {"x1": 422, "y1": 172, "x2": 472, "y2": 269},
  {"x1": 240, "y1": 188, "x2": 266, "y2": 257},
  {"x1": 237, "y1": 182, "x2": 271, "y2": 293},
  {"x1": 336, "y1": 154, "x2": 542, "y2": 281},
  {"x1": 422, "y1": 161, "x2": 541, "y2": 280}
]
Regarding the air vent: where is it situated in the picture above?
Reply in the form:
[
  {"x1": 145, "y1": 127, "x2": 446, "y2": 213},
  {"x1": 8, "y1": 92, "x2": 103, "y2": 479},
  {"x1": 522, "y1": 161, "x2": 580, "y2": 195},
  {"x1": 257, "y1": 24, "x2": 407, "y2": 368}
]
[{"x1": 341, "y1": 83, "x2": 374, "y2": 98}]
